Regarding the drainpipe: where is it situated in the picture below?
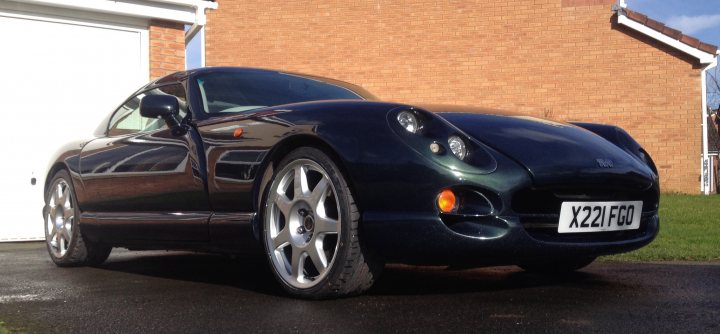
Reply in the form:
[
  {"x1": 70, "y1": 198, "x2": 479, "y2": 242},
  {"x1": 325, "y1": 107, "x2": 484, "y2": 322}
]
[
  {"x1": 183, "y1": 1, "x2": 217, "y2": 69},
  {"x1": 615, "y1": 0, "x2": 717, "y2": 194},
  {"x1": 184, "y1": 1, "x2": 217, "y2": 45},
  {"x1": 701, "y1": 55, "x2": 719, "y2": 194}
]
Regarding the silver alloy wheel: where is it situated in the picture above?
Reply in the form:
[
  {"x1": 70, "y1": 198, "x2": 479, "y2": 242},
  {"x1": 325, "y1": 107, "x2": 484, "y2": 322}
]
[
  {"x1": 265, "y1": 159, "x2": 341, "y2": 289},
  {"x1": 46, "y1": 179, "x2": 74, "y2": 258}
]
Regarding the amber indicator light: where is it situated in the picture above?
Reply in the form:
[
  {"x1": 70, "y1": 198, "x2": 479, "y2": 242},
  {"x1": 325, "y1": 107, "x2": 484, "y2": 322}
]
[
  {"x1": 437, "y1": 189, "x2": 457, "y2": 213},
  {"x1": 233, "y1": 128, "x2": 244, "y2": 138}
]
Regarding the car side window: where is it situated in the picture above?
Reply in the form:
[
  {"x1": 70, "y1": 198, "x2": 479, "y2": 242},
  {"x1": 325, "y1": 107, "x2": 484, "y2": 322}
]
[{"x1": 107, "y1": 84, "x2": 188, "y2": 136}]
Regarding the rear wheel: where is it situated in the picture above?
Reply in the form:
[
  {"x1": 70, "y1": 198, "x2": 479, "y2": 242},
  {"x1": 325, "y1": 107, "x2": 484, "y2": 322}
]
[
  {"x1": 262, "y1": 147, "x2": 381, "y2": 298},
  {"x1": 518, "y1": 257, "x2": 596, "y2": 274},
  {"x1": 44, "y1": 170, "x2": 111, "y2": 266}
]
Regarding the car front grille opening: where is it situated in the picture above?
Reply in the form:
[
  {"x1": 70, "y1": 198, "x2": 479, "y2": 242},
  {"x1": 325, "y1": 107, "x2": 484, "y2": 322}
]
[{"x1": 511, "y1": 187, "x2": 658, "y2": 243}]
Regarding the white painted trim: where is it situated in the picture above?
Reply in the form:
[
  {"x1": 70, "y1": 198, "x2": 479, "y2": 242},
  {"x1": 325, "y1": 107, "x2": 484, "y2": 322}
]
[
  {"x1": 200, "y1": 25, "x2": 206, "y2": 67},
  {"x1": 617, "y1": 14, "x2": 716, "y2": 64},
  {"x1": 140, "y1": 25, "x2": 150, "y2": 81},
  {"x1": 4, "y1": 0, "x2": 214, "y2": 24},
  {"x1": 3, "y1": 0, "x2": 217, "y2": 76},
  {"x1": 181, "y1": 1, "x2": 217, "y2": 41},
  {"x1": 5, "y1": 1, "x2": 219, "y2": 44},
  {"x1": 150, "y1": 0, "x2": 218, "y2": 25},
  {"x1": 701, "y1": 59, "x2": 718, "y2": 194},
  {"x1": 0, "y1": 8, "x2": 150, "y2": 82},
  {"x1": 150, "y1": 0, "x2": 211, "y2": 6},
  {"x1": 186, "y1": 22, "x2": 201, "y2": 44},
  {"x1": 0, "y1": 1, "x2": 148, "y2": 27},
  {"x1": 711, "y1": 156, "x2": 716, "y2": 193}
]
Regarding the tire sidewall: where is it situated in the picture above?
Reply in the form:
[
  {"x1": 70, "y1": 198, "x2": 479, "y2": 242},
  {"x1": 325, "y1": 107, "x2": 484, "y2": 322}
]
[
  {"x1": 44, "y1": 170, "x2": 83, "y2": 265},
  {"x1": 261, "y1": 147, "x2": 355, "y2": 297}
]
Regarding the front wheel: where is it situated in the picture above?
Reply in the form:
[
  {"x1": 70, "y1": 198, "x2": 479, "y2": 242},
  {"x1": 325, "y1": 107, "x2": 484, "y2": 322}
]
[
  {"x1": 44, "y1": 170, "x2": 111, "y2": 266},
  {"x1": 262, "y1": 147, "x2": 381, "y2": 299}
]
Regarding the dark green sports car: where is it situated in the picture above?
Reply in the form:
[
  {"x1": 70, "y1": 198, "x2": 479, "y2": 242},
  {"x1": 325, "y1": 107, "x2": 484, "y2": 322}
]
[{"x1": 44, "y1": 67, "x2": 659, "y2": 298}]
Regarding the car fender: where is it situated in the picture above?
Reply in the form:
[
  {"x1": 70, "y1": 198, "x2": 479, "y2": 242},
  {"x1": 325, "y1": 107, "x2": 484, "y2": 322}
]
[
  {"x1": 44, "y1": 138, "x2": 94, "y2": 209},
  {"x1": 571, "y1": 122, "x2": 658, "y2": 175},
  {"x1": 248, "y1": 101, "x2": 530, "y2": 217}
]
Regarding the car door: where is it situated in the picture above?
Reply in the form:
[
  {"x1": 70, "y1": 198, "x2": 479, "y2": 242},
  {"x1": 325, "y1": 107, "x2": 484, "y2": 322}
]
[{"x1": 79, "y1": 83, "x2": 211, "y2": 242}]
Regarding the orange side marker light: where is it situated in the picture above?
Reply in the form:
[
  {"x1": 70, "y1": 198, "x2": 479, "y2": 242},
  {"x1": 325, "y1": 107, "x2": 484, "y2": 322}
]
[
  {"x1": 233, "y1": 128, "x2": 244, "y2": 138},
  {"x1": 437, "y1": 189, "x2": 457, "y2": 213}
]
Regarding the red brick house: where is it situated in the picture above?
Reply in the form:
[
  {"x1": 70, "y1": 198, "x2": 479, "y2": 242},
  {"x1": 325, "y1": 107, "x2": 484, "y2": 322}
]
[{"x1": 203, "y1": 0, "x2": 719, "y2": 194}]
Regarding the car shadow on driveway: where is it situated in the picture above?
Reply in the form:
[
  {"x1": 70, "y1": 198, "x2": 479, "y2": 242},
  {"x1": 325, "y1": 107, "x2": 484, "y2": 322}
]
[
  {"x1": 95, "y1": 250, "x2": 612, "y2": 297},
  {"x1": 370, "y1": 264, "x2": 612, "y2": 296},
  {"x1": 97, "y1": 251, "x2": 285, "y2": 296}
]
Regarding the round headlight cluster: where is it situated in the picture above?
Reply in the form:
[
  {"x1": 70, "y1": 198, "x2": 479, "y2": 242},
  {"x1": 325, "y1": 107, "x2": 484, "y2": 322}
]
[
  {"x1": 448, "y1": 136, "x2": 467, "y2": 160},
  {"x1": 397, "y1": 110, "x2": 420, "y2": 133}
]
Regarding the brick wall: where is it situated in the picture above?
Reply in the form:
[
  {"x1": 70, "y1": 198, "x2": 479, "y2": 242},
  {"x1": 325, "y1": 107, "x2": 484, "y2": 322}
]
[
  {"x1": 149, "y1": 20, "x2": 185, "y2": 80},
  {"x1": 206, "y1": 0, "x2": 704, "y2": 193}
]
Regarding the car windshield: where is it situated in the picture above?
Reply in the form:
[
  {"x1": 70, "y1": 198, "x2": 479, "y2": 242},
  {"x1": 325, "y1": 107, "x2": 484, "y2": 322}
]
[{"x1": 196, "y1": 71, "x2": 376, "y2": 114}]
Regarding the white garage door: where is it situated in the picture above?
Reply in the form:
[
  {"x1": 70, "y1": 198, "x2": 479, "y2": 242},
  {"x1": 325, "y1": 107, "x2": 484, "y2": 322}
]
[{"x1": 0, "y1": 10, "x2": 148, "y2": 241}]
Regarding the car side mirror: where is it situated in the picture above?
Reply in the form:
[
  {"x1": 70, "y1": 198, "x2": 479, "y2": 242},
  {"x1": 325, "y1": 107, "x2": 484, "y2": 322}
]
[{"x1": 140, "y1": 95, "x2": 185, "y2": 135}]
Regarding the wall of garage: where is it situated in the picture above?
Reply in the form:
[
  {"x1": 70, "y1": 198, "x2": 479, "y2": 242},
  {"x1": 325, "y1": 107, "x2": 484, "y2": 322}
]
[{"x1": 204, "y1": 0, "x2": 706, "y2": 193}]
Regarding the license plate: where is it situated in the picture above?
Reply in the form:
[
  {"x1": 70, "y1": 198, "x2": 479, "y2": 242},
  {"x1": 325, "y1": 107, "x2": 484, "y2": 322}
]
[{"x1": 558, "y1": 201, "x2": 643, "y2": 233}]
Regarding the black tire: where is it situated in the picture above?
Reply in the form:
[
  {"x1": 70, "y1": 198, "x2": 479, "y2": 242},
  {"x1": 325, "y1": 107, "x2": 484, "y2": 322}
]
[
  {"x1": 518, "y1": 256, "x2": 596, "y2": 274},
  {"x1": 261, "y1": 147, "x2": 381, "y2": 299},
  {"x1": 44, "y1": 170, "x2": 111, "y2": 267}
]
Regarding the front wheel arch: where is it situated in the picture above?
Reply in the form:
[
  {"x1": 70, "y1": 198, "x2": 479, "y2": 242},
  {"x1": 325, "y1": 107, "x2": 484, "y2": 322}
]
[
  {"x1": 259, "y1": 146, "x2": 381, "y2": 298},
  {"x1": 252, "y1": 135, "x2": 360, "y2": 237},
  {"x1": 44, "y1": 162, "x2": 69, "y2": 195},
  {"x1": 44, "y1": 169, "x2": 111, "y2": 266}
]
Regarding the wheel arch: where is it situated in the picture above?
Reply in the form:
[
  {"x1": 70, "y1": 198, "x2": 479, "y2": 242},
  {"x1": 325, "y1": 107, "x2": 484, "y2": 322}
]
[
  {"x1": 43, "y1": 141, "x2": 87, "y2": 207},
  {"x1": 45, "y1": 162, "x2": 68, "y2": 194},
  {"x1": 251, "y1": 134, "x2": 361, "y2": 238}
]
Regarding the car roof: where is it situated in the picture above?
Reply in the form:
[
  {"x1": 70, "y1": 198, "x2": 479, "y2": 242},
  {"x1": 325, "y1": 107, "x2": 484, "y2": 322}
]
[{"x1": 141, "y1": 67, "x2": 373, "y2": 99}]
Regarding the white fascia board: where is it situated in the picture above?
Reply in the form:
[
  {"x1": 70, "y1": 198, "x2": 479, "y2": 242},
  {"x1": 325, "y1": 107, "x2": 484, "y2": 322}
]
[
  {"x1": 7, "y1": 0, "x2": 199, "y2": 24},
  {"x1": 149, "y1": 0, "x2": 218, "y2": 25},
  {"x1": 618, "y1": 14, "x2": 716, "y2": 64},
  {"x1": 149, "y1": 0, "x2": 218, "y2": 10}
]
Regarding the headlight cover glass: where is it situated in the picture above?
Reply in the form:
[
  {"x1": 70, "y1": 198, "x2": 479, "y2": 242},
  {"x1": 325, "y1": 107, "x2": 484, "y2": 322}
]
[
  {"x1": 448, "y1": 136, "x2": 467, "y2": 160},
  {"x1": 397, "y1": 110, "x2": 420, "y2": 133},
  {"x1": 387, "y1": 107, "x2": 497, "y2": 174}
]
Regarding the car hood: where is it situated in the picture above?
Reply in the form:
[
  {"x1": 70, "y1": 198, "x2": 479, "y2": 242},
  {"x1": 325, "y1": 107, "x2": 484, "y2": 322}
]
[{"x1": 430, "y1": 107, "x2": 655, "y2": 190}]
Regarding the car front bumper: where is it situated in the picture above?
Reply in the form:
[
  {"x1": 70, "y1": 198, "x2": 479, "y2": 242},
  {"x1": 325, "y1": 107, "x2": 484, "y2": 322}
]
[{"x1": 361, "y1": 210, "x2": 659, "y2": 266}]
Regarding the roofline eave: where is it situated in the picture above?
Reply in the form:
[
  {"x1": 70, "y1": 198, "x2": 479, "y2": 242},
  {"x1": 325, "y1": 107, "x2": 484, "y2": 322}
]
[
  {"x1": 4, "y1": 0, "x2": 217, "y2": 25},
  {"x1": 616, "y1": 14, "x2": 717, "y2": 64}
]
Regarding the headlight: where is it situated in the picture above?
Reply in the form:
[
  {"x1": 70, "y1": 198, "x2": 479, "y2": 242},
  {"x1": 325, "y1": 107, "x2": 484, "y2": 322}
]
[
  {"x1": 397, "y1": 110, "x2": 420, "y2": 133},
  {"x1": 448, "y1": 136, "x2": 467, "y2": 160}
]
